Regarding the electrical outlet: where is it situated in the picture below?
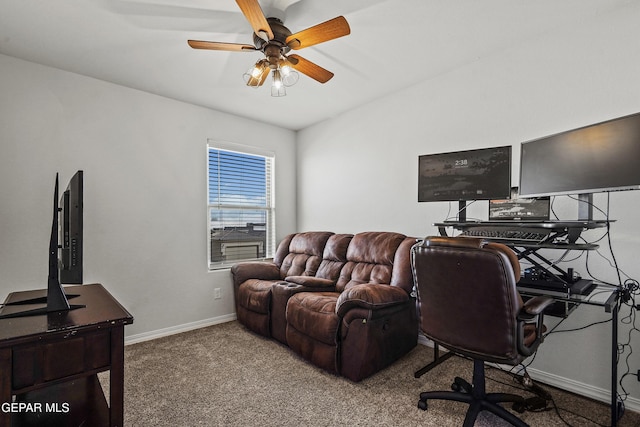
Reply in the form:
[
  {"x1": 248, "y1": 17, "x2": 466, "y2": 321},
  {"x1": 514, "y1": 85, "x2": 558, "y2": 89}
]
[{"x1": 214, "y1": 288, "x2": 222, "y2": 300}]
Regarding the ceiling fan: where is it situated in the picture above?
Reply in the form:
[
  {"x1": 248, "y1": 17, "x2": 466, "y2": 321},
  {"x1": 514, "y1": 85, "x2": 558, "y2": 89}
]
[{"x1": 188, "y1": 0, "x2": 350, "y2": 96}]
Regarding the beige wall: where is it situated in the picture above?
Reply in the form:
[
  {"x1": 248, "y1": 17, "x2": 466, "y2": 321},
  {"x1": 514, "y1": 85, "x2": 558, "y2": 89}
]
[
  {"x1": 0, "y1": 54, "x2": 297, "y2": 338},
  {"x1": 296, "y1": 3, "x2": 640, "y2": 408}
]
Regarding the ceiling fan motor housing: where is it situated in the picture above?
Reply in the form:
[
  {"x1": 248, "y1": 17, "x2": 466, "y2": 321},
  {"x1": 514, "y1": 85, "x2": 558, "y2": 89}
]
[{"x1": 253, "y1": 17, "x2": 293, "y2": 60}]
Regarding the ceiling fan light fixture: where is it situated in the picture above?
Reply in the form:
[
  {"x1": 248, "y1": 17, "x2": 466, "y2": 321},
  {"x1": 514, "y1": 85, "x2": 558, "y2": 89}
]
[
  {"x1": 243, "y1": 59, "x2": 269, "y2": 87},
  {"x1": 280, "y1": 63, "x2": 299, "y2": 87},
  {"x1": 271, "y1": 69, "x2": 286, "y2": 97}
]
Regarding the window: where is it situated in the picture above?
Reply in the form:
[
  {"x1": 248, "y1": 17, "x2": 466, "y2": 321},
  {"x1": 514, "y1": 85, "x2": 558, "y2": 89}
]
[{"x1": 207, "y1": 144, "x2": 275, "y2": 269}]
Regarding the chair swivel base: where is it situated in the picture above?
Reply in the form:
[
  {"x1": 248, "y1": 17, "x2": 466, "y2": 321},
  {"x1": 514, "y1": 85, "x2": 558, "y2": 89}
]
[{"x1": 418, "y1": 359, "x2": 529, "y2": 427}]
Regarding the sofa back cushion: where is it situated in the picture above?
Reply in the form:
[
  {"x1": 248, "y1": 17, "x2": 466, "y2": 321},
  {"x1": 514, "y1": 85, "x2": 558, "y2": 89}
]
[
  {"x1": 336, "y1": 232, "x2": 410, "y2": 292},
  {"x1": 276, "y1": 232, "x2": 334, "y2": 278},
  {"x1": 315, "y1": 234, "x2": 353, "y2": 281}
]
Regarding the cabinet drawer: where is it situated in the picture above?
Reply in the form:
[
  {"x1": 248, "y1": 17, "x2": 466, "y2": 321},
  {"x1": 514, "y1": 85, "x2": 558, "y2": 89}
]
[{"x1": 12, "y1": 329, "x2": 111, "y2": 390}]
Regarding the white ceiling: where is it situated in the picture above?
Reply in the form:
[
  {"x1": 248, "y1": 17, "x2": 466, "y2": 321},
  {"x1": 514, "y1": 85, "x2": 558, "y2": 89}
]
[{"x1": 0, "y1": 0, "x2": 634, "y2": 130}]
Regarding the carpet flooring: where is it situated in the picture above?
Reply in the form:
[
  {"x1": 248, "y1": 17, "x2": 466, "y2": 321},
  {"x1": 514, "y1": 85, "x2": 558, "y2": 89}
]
[{"x1": 105, "y1": 321, "x2": 640, "y2": 426}]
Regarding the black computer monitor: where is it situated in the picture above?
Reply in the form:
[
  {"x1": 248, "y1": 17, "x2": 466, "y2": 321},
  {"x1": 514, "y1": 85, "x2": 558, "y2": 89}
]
[
  {"x1": 418, "y1": 146, "x2": 511, "y2": 203},
  {"x1": 519, "y1": 112, "x2": 640, "y2": 198}
]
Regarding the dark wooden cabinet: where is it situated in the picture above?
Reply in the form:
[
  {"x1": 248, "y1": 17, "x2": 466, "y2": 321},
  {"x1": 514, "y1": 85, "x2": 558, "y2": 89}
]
[{"x1": 0, "y1": 284, "x2": 133, "y2": 427}]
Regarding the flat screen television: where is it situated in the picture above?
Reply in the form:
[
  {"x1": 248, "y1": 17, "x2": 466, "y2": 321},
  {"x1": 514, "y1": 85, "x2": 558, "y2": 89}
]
[
  {"x1": 418, "y1": 146, "x2": 512, "y2": 203},
  {"x1": 60, "y1": 170, "x2": 83, "y2": 284},
  {"x1": 0, "y1": 171, "x2": 85, "y2": 318},
  {"x1": 519, "y1": 112, "x2": 640, "y2": 198}
]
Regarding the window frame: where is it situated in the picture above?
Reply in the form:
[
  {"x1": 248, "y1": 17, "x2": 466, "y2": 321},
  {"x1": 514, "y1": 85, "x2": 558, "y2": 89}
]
[{"x1": 206, "y1": 140, "x2": 275, "y2": 270}]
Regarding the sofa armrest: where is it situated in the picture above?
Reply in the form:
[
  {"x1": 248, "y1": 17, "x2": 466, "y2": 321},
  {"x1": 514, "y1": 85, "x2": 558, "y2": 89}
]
[
  {"x1": 285, "y1": 276, "x2": 336, "y2": 288},
  {"x1": 230, "y1": 262, "x2": 280, "y2": 288},
  {"x1": 336, "y1": 284, "x2": 409, "y2": 317}
]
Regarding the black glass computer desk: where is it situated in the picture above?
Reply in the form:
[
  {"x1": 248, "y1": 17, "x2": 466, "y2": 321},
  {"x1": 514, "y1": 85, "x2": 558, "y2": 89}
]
[{"x1": 427, "y1": 220, "x2": 622, "y2": 426}]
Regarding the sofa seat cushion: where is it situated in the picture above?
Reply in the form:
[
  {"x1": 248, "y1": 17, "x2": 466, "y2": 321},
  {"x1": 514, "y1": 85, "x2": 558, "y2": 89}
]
[
  {"x1": 286, "y1": 292, "x2": 340, "y2": 346},
  {"x1": 237, "y1": 279, "x2": 282, "y2": 314}
]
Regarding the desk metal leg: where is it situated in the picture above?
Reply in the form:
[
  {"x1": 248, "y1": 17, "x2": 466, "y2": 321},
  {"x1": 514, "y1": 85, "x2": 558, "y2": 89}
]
[
  {"x1": 414, "y1": 343, "x2": 454, "y2": 378},
  {"x1": 611, "y1": 302, "x2": 618, "y2": 427}
]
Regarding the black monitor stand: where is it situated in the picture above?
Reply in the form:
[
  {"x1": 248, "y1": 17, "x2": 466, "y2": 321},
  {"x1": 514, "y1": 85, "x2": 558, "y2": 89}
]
[
  {"x1": 0, "y1": 174, "x2": 84, "y2": 319},
  {"x1": 578, "y1": 193, "x2": 593, "y2": 221},
  {"x1": 457, "y1": 200, "x2": 468, "y2": 222}
]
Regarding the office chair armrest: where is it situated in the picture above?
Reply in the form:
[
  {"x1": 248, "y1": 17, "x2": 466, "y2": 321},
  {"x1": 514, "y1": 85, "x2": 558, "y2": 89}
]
[
  {"x1": 517, "y1": 296, "x2": 553, "y2": 356},
  {"x1": 336, "y1": 284, "x2": 409, "y2": 317},
  {"x1": 518, "y1": 295, "x2": 554, "y2": 320}
]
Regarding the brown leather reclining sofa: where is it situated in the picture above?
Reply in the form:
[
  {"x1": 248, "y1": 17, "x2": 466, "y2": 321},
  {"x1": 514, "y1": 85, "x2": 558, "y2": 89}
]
[{"x1": 231, "y1": 231, "x2": 418, "y2": 382}]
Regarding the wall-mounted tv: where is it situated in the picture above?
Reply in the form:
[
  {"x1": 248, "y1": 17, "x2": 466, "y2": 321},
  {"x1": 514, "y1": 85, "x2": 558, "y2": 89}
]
[
  {"x1": 519, "y1": 112, "x2": 640, "y2": 198},
  {"x1": 418, "y1": 146, "x2": 511, "y2": 202}
]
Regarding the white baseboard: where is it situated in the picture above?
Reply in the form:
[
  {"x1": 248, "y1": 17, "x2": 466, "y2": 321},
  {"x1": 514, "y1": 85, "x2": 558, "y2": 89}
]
[
  {"x1": 526, "y1": 366, "x2": 640, "y2": 413},
  {"x1": 416, "y1": 339, "x2": 640, "y2": 413},
  {"x1": 124, "y1": 313, "x2": 237, "y2": 345}
]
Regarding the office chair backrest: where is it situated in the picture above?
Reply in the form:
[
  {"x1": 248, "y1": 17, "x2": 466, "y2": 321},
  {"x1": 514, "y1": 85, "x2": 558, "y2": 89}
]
[{"x1": 412, "y1": 236, "x2": 526, "y2": 364}]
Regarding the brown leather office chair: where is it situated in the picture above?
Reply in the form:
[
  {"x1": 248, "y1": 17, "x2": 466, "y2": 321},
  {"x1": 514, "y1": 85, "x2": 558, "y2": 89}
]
[{"x1": 411, "y1": 236, "x2": 553, "y2": 427}]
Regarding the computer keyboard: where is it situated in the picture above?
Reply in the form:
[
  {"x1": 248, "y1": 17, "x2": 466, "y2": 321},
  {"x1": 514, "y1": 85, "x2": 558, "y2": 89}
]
[{"x1": 459, "y1": 227, "x2": 551, "y2": 243}]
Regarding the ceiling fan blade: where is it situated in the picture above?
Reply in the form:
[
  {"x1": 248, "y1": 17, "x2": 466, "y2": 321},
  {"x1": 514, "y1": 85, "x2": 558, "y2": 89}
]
[
  {"x1": 236, "y1": 0, "x2": 274, "y2": 41},
  {"x1": 188, "y1": 40, "x2": 257, "y2": 52},
  {"x1": 286, "y1": 16, "x2": 350, "y2": 50},
  {"x1": 287, "y1": 54, "x2": 334, "y2": 83}
]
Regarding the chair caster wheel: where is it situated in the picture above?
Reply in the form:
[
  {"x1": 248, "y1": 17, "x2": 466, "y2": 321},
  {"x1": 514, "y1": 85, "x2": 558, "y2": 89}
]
[
  {"x1": 452, "y1": 377, "x2": 471, "y2": 393},
  {"x1": 418, "y1": 400, "x2": 428, "y2": 411},
  {"x1": 512, "y1": 401, "x2": 526, "y2": 413}
]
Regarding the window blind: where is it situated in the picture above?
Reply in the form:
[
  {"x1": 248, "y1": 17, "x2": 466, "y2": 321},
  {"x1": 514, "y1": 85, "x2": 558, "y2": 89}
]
[{"x1": 207, "y1": 146, "x2": 275, "y2": 268}]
